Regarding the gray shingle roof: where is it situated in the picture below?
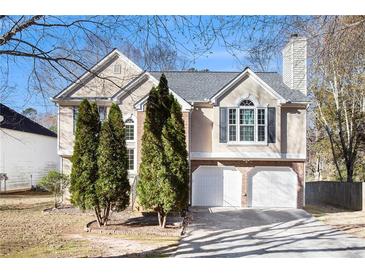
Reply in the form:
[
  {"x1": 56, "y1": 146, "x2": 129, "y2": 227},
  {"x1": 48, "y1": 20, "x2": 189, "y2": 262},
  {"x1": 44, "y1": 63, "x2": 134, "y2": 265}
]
[
  {"x1": 0, "y1": 103, "x2": 57, "y2": 137},
  {"x1": 149, "y1": 71, "x2": 309, "y2": 103}
]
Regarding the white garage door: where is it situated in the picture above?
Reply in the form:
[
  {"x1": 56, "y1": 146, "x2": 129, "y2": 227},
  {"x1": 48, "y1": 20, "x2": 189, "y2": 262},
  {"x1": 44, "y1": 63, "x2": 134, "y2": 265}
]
[
  {"x1": 249, "y1": 167, "x2": 298, "y2": 208},
  {"x1": 192, "y1": 166, "x2": 242, "y2": 207}
]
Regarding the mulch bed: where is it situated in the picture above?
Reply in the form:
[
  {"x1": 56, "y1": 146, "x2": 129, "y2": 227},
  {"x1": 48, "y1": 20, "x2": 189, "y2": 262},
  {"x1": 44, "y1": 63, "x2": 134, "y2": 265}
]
[
  {"x1": 43, "y1": 205, "x2": 184, "y2": 237},
  {"x1": 87, "y1": 211, "x2": 184, "y2": 237}
]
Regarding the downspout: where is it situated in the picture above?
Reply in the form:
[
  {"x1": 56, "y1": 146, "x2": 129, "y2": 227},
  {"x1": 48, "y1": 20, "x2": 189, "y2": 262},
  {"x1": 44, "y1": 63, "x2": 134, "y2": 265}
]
[
  {"x1": 188, "y1": 107, "x2": 192, "y2": 207},
  {"x1": 57, "y1": 102, "x2": 62, "y2": 173},
  {"x1": 57, "y1": 103, "x2": 60, "y2": 155}
]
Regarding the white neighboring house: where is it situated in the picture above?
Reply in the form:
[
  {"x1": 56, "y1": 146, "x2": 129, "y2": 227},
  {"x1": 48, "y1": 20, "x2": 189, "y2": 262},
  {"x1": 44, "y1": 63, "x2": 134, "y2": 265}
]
[{"x1": 0, "y1": 103, "x2": 59, "y2": 192}]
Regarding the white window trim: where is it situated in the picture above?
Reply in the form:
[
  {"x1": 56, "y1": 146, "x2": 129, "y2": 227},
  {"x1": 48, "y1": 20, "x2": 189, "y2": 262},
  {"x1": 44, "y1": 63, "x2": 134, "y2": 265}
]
[
  {"x1": 125, "y1": 118, "x2": 135, "y2": 142},
  {"x1": 127, "y1": 148, "x2": 136, "y2": 172},
  {"x1": 228, "y1": 109, "x2": 237, "y2": 142},
  {"x1": 227, "y1": 104, "x2": 268, "y2": 145},
  {"x1": 124, "y1": 114, "x2": 137, "y2": 174}
]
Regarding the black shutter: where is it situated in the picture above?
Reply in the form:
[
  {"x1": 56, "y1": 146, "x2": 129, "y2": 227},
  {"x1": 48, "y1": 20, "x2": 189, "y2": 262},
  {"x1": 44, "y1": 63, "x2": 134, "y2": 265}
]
[
  {"x1": 219, "y1": 107, "x2": 227, "y2": 143},
  {"x1": 267, "y1": 107, "x2": 276, "y2": 143}
]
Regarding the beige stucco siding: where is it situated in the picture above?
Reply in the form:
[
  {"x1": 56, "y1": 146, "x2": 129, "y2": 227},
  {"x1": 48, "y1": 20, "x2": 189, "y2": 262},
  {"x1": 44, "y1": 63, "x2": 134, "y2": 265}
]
[
  {"x1": 191, "y1": 106, "x2": 213, "y2": 152},
  {"x1": 210, "y1": 106, "x2": 281, "y2": 154},
  {"x1": 218, "y1": 75, "x2": 278, "y2": 107},
  {"x1": 70, "y1": 56, "x2": 142, "y2": 98},
  {"x1": 59, "y1": 105, "x2": 74, "y2": 156},
  {"x1": 58, "y1": 79, "x2": 156, "y2": 156},
  {"x1": 118, "y1": 79, "x2": 154, "y2": 118},
  {"x1": 190, "y1": 104, "x2": 305, "y2": 157},
  {"x1": 281, "y1": 106, "x2": 306, "y2": 156},
  {"x1": 212, "y1": 75, "x2": 281, "y2": 155},
  {"x1": 190, "y1": 75, "x2": 306, "y2": 159}
]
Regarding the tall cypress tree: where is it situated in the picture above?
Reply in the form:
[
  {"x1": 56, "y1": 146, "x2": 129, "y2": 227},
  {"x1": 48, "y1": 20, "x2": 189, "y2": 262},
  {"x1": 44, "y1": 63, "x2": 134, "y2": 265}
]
[
  {"x1": 137, "y1": 87, "x2": 164, "y2": 224},
  {"x1": 158, "y1": 74, "x2": 172, "y2": 127},
  {"x1": 162, "y1": 96, "x2": 189, "y2": 212},
  {"x1": 96, "y1": 103, "x2": 129, "y2": 226},
  {"x1": 70, "y1": 99, "x2": 100, "y2": 211},
  {"x1": 137, "y1": 75, "x2": 176, "y2": 227}
]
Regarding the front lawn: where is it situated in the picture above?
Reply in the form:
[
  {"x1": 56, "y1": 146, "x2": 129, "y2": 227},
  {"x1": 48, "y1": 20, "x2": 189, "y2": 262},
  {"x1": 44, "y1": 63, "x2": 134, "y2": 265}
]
[
  {"x1": 0, "y1": 191, "x2": 180, "y2": 257},
  {"x1": 305, "y1": 204, "x2": 365, "y2": 238}
]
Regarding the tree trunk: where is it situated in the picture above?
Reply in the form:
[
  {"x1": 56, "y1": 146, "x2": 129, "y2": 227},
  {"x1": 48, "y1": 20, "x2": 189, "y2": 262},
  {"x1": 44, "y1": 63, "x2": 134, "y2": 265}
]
[
  {"x1": 94, "y1": 207, "x2": 103, "y2": 227},
  {"x1": 157, "y1": 211, "x2": 162, "y2": 227},
  {"x1": 54, "y1": 192, "x2": 58, "y2": 209},
  {"x1": 346, "y1": 163, "x2": 354, "y2": 183},
  {"x1": 325, "y1": 126, "x2": 344, "y2": 182},
  {"x1": 162, "y1": 215, "x2": 167, "y2": 228},
  {"x1": 103, "y1": 204, "x2": 111, "y2": 226}
]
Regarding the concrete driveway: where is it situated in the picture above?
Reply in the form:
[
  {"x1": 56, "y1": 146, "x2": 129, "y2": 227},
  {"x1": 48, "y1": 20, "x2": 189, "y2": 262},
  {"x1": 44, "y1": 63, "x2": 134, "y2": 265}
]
[{"x1": 175, "y1": 207, "x2": 365, "y2": 257}]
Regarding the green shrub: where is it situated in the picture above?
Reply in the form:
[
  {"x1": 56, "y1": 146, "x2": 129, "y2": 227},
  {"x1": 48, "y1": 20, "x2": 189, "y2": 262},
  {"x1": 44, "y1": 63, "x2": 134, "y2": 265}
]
[{"x1": 39, "y1": 170, "x2": 70, "y2": 208}]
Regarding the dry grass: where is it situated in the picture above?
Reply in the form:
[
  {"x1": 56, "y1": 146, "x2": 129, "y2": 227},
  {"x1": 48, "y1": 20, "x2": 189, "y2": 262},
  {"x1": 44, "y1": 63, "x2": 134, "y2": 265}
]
[
  {"x1": 0, "y1": 191, "x2": 100, "y2": 257},
  {"x1": 0, "y1": 191, "x2": 180, "y2": 257},
  {"x1": 305, "y1": 204, "x2": 365, "y2": 238}
]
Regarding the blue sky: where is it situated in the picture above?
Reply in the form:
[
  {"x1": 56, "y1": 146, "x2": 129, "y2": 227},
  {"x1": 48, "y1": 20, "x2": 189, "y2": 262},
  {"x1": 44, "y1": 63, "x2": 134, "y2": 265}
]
[
  {"x1": 4, "y1": 48, "x2": 283, "y2": 114},
  {"x1": 1, "y1": 16, "x2": 284, "y2": 114}
]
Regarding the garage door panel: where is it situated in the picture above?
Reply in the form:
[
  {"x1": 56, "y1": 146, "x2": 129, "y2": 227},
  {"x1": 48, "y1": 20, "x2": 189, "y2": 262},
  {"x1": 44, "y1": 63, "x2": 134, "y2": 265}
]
[
  {"x1": 192, "y1": 166, "x2": 241, "y2": 207},
  {"x1": 192, "y1": 168, "x2": 223, "y2": 206},
  {"x1": 249, "y1": 167, "x2": 297, "y2": 208},
  {"x1": 223, "y1": 170, "x2": 242, "y2": 207}
]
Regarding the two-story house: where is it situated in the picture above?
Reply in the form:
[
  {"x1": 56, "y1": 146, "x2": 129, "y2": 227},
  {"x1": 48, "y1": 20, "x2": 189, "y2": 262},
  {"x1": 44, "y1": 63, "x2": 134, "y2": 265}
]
[{"x1": 52, "y1": 35, "x2": 309, "y2": 209}]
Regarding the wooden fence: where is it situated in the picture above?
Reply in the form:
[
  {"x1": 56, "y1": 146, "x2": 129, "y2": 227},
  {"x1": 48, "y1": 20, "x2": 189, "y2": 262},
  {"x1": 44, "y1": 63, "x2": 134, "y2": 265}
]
[{"x1": 305, "y1": 181, "x2": 365, "y2": 210}]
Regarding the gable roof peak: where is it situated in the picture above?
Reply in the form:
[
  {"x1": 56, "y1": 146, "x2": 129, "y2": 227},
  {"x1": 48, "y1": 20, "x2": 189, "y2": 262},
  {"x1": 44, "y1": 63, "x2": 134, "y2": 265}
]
[{"x1": 52, "y1": 47, "x2": 143, "y2": 100}]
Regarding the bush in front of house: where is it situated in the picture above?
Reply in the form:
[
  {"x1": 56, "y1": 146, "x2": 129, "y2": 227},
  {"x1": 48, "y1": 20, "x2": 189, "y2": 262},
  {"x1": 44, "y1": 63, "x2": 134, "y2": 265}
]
[{"x1": 39, "y1": 170, "x2": 70, "y2": 208}]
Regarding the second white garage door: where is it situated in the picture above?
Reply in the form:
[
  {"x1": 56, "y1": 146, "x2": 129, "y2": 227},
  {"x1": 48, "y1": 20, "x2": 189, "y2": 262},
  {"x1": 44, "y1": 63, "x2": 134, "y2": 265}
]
[
  {"x1": 248, "y1": 167, "x2": 298, "y2": 208},
  {"x1": 192, "y1": 166, "x2": 242, "y2": 207}
]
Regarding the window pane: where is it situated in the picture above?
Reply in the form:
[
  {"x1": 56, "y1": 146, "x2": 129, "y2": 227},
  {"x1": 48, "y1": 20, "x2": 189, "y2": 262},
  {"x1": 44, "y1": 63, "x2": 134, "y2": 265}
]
[
  {"x1": 127, "y1": 149, "x2": 134, "y2": 170},
  {"x1": 258, "y1": 125, "x2": 265, "y2": 141},
  {"x1": 229, "y1": 125, "x2": 236, "y2": 141},
  {"x1": 241, "y1": 126, "x2": 254, "y2": 141},
  {"x1": 241, "y1": 109, "x2": 254, "y2": 125},
  {"x1": 125, "y1": 124, "x2": 134, "y2": 140},
  {"x1": 114, "y1": 64, "x2": 121, "y2": 74},
  {"x1": 228, "y1": 109, "x2": 236, "y2": 124},
  {"x1": 99, "y1": 106, "x2": 106, "y2": 122},
  {"x1": 240, "y1": 100, "x2": 254, "y2": 106},
  {"x1": 257, "y1": 109, "x2": 265, "y2": 125}
]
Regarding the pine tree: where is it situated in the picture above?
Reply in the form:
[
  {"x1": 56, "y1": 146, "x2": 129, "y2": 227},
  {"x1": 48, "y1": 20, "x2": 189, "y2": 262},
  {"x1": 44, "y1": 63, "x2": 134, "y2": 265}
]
[
  {"x1": 162, "y1": 96, "x2": 189, "y2": 212},
  {"x1": 95, "y1": 103, "x2": 130, "y2": 226},
  {"x1": 70, "y1": 99, "x2": 100, "y2": 211}
]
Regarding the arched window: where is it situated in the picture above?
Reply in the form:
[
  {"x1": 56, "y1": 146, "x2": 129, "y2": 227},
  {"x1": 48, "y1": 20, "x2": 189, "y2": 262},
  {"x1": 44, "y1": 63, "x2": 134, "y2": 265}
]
[
  {"x1": 125, "y1": 118, "x2": 134, "y2": 141},
  {"x1": 227, "y1": 98, "x2": 267, "y2": 143},
  {"x1": 240, "y1": 99, "x2": 254, "y2": 107}
]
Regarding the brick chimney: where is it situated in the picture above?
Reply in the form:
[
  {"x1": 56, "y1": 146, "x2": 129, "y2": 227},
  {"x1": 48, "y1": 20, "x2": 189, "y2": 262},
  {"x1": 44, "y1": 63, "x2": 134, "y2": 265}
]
[{"x1": 282, "y1": 34, "x2": 307, "y2": 95}]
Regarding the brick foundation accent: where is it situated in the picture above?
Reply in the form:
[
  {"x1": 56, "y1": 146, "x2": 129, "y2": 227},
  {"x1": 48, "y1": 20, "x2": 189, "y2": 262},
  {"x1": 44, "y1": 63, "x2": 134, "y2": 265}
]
[{"x1": 191, "y1": 160, "x2": 305, "y2": 208}]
